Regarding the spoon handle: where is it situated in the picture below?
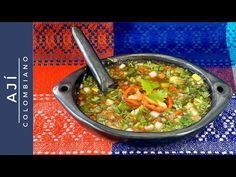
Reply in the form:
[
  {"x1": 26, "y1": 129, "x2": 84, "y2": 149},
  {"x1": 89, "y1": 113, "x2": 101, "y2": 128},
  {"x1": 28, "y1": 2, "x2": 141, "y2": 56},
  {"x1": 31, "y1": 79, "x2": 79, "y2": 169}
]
[{"x1": 72, "y1": 27, "x2": 115, "y2": 92}]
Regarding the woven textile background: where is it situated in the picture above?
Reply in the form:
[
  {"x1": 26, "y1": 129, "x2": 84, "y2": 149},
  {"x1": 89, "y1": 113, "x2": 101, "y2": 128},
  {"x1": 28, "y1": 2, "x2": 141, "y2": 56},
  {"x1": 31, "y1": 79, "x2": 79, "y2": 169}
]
[{"x1": 33, "y1": 22, "x2": 236, "y2": 155}]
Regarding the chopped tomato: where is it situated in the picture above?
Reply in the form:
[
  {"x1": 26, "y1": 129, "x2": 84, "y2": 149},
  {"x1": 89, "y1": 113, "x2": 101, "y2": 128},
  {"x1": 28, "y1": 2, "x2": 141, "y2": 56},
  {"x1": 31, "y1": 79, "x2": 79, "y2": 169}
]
[
  {"x1": 142, "y1": 94, "x2": 160, "y2": 106},
  {"x1": 142, "y1": 94, "x2": 167, "y2": 113},
  {"x1": 123, "y1": 86, "x2": 142, "y2": 108},
  {"x1": 142, "y1": 99, "x2": 166, "y2": 112},
  {"x1": 121, "y1": 85, "x2": 129, "y2": 90},
  {"x1": 167, "y1": 95, "x2": 174, "y2": 108},
  {"x1": 137, "y1": 66, "x2": 149, "y2": 74},
  {"x1": 169, "y1": 85, "x2": 177, "y2": 92},
  {"x1": 158, "y1": 73, "x2": 165, "y2": 79},
  {"x1": 164, "y1": 66, "x2": 170, "y2": 71},
  {"x1": 175, "y1": 110, "x2": 183, "y2": 116}
]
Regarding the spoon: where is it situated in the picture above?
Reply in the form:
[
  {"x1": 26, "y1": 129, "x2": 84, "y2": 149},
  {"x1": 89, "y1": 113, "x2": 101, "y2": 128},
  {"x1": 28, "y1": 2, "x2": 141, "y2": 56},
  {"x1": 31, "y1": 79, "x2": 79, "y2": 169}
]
[{"x1": 72, "y1": 27, "x2": 116, "y2": 93}]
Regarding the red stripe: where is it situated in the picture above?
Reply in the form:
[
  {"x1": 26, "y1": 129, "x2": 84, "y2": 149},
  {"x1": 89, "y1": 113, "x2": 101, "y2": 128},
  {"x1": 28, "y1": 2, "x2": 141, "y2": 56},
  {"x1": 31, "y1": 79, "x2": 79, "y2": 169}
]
[{"x1": 33, "y1": 22, "x2": 114, "y2": 65}]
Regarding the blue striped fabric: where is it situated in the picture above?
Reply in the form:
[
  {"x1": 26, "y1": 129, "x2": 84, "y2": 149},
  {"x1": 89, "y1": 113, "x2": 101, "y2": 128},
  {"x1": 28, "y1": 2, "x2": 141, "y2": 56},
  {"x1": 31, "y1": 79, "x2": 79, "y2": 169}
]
[
  {"x1": 114, "y1": 22, "x2": 230, "y2": 67},
  {"x1": 112, "y1": 22, "x2": 236, "y2": 155}
]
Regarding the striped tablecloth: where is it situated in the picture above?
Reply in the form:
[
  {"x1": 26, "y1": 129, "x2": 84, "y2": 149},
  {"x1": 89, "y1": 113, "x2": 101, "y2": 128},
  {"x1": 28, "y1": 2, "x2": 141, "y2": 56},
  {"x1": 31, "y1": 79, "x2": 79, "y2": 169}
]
[{"x1": 33, "y1": 22, "x2": 236, "y2": 155}]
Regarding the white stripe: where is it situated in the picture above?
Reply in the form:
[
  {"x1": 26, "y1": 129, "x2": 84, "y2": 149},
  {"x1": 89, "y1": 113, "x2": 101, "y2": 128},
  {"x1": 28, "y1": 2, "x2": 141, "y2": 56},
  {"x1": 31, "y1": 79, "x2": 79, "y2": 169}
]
[{"x1": 18, "y1": 58, "x2": 21, "y2": 123}]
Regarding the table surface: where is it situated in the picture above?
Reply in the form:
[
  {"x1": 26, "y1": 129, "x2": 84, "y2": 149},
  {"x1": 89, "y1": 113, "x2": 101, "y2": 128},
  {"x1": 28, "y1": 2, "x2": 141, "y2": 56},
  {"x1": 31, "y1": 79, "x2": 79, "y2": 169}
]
[{"x1": 33, "y1": 22, "x2": 236, "y2": 155}]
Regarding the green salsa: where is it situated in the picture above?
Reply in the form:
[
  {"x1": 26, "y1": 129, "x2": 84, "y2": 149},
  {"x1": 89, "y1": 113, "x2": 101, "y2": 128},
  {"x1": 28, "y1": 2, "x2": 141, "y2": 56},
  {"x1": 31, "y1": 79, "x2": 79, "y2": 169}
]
[{"x1": 76, "y1": 61, "x2": 211, "y2": 132}]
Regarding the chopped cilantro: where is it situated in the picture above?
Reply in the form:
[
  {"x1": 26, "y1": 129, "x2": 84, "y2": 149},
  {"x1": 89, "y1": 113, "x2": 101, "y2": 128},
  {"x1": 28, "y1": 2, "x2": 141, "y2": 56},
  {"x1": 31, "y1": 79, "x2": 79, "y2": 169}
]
[
  {"x1": 91, "y1": 96, "x2": 100, "y2": 102},
  {"x1": 180, "y1": 116, "x2": 195, "y2": 126},
  {"x1": 112, "y1": 105, "x2": 120, "y2": 113},
  {"x1": 107, "y1": 58, "x2": 114, "y2": 63},
  {"x1": 140, "y1": 79, "x2": 159, "y2": 94},
  {"x1": 201, "y1": 91, "x2": 210, "y2": 98},
  {"x1": 118, "y1": 102, "x2": 130, "y2": 111},
  {"x1": 148, "y1": 89, "x2": 168, "y2": 102}
]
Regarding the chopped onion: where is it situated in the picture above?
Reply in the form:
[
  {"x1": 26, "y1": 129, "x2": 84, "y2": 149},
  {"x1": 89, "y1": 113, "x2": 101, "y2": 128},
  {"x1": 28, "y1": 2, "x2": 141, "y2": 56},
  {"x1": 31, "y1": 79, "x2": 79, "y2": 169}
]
[
  {"x1": 131, "y1": 108, "x2": 140, "y2": 115},
  {"x1": 107, "y1": 106, "x2": 113, "y2": 111},
  {"x1": 106, "y1": 99, "x2": 114, "y2": 106},
  {"x1": 150, "y1": 111, "x2": 160, "y2": 118},
  {"x1": 155, "y1": 122, "x2": 163, "y2": 129},
  {"x1": 157, "y1": 101, "x2": 167, "y2": 109},
  {"x1": 128, "y1": 95, "x2": 139, "y2": 100},
  {"x1": 161, "y1": 118, "x2": 166, "y2": 122},
  {"x1": 190, "y1": 107, "x2": 199, "y2": 116},
  {"x1": 83, "y1": 87, "x2": 90, "y2": 93},
  {"x1": 149, "y1": 71, "x2": 157, "y2": 78},
  {"x1": 119, "y1": 63, "x2": 126, "y2": 69},
  {"x1": 144, "y1": 124, "x2": 154, "y2": 131}
]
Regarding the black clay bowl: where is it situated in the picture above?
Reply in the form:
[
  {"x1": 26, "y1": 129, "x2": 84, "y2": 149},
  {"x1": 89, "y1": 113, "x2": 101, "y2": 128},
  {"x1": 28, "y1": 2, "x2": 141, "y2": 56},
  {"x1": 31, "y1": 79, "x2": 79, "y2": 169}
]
[{"x1": 53, "y1": 53, "x2": 232, "y2": 141}]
